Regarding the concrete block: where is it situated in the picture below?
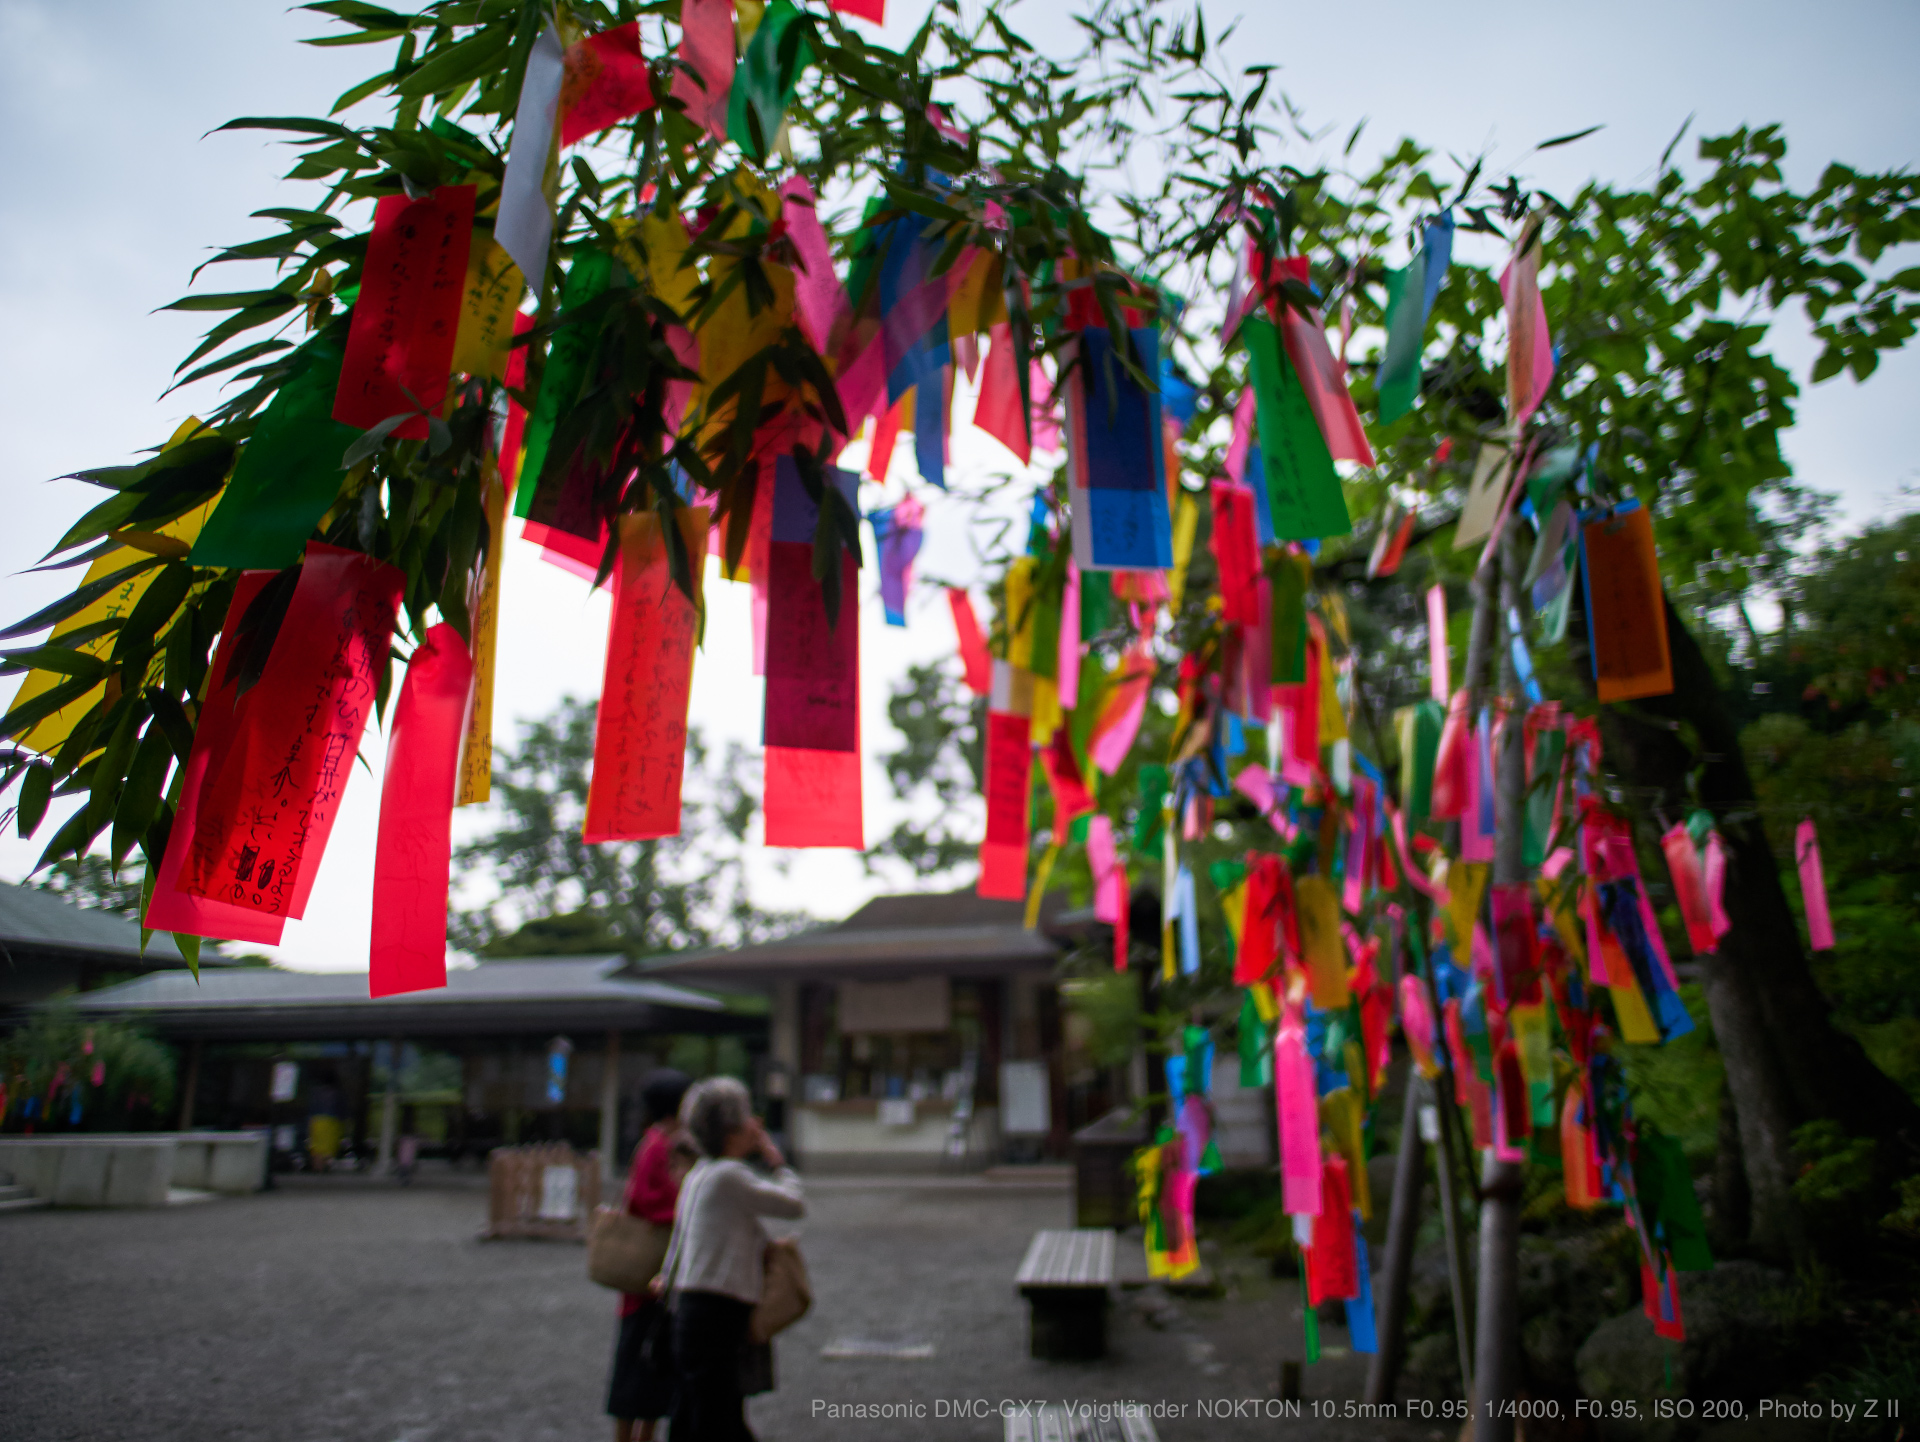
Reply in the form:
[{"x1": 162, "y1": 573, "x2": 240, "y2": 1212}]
[
  {"x1": 206, "y1": 1135, "x2": 266, "y2": 1194},
  {"x1": 49, "y1": 1143, "x2": 110, "y2": 1205},
  {"x1": 171, "y1": 1139, "x2": 211, "y2": 1190},
  {"x1": 103, "y1": 1141, "x2": 174, "y2": 1206}
]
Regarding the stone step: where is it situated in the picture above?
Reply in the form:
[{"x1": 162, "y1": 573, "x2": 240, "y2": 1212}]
[
  {"x1": 0, "y1": 1183, "x2": 31, "y2": 1202},
  {"x1": 0, "y1": 1194, "x2": 50, "y2": 1214}
]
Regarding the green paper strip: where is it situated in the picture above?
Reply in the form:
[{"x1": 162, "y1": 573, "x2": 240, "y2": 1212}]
[
  {"x1": 1636, "y1": 1129, "x2": 1714, "y2": 1272},
  {"x1": 1397, "y1": 698, "x2": 1443, "y2": 824},
  {"x1": 1080, "y1": 569, "x2": 1112, "y2": 640},
  {"x1": 190, "y1": 335, "x2": 359, "y2": 570},
  {"x1": 1029, "y1": 562, "x2": 1062, "y2": 683},
  {"x1": 514, "y1": 249, "x2": 614, "y2": 520},
  {"x1": 1270, "y1": 548, "x2": 1311, "y2": 684},
  {"x1": 726, "y1": 0, "x2": 815, "y2": 163},
  {"x1": 1302, "y1": 1288, "x2": 1321, "y2": 1362},
  {"x1": 1244, "y1": 315, "x2": 1351, "y2": 540},
  {"x1": 1237, "y1": 989, "x2": 1269, "y2": 1087},
  {"x1": 1376, "y1": 251, "x2": 1428, "y2": 424}
]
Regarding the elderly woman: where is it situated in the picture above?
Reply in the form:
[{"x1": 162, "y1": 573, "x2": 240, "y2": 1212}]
[
  {"x1": 606, "y1": 1069, "x2": 695, "y2": 1442},
  {"x1": 653, "y1": 1077, "x2": 804, "y2": 1442}
]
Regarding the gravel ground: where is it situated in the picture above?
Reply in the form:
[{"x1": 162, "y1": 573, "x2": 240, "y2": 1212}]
[{"x1": 0, "y1": 1167, "x2": 1450, "y2": 1442}]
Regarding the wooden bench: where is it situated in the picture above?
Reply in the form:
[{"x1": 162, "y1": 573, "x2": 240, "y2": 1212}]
[{"x1": 1015, "y1": 1228, "x2": 1116, "y2": 1361}]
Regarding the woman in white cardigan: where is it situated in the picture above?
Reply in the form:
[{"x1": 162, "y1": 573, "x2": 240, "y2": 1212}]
[{"x1": 652, "y1": 1077, "x2": 804, "y2": 1442}]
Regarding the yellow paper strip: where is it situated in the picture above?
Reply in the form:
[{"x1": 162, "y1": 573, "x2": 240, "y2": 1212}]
[{"x1": 457, "y1": 463, "x2": 506, "y2": 805}]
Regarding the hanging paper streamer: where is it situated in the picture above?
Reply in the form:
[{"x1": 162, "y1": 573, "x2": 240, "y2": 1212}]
[
  {"x1": 979, "y1": 661, "x2": 1032, "y2": 900},
  {"x1": 1377, "y1": 212, "x2": 1454, "y2": 423},
  {"x1": 870, "y1": 495, "x2": 924, "y2": 627},
  {"x1": 332, "y1": 185, "x2": 474, "y2": 437},
  {"x1": 1065, "y1": 326, "x2": 1174, "y2": 571},
  {"x1": 457, "y1": 467, "x2": 506, "y2": 806},
  {"x1": 728, "y1": 0, "x2": 816, "y2": 162},
  {"x1": 1088, "y1": 647, "x2": 1154, "y2": 774},
  {"x1": 1367, "y1": 505, "x2": 1416, "y2": 580},
  {"x1": 559, "y1": 22, "x2": 655, "y2": 146},
  {"x1": 583, "y1": 509, "x2": 709, "y2": 843},
  {"x1": 764, "y1": 460, "x2": 862, "y2": 848},
  {"x1": 828, "y1": 0, "x2": 885, "y2": 21},
  {"x1": 1796, "y1": 818, "x2": 1835, "y2": 951},
  {"x1": 1265, "y1": 257, "x2": 1374, "y2": 466},
  {"x1": 780, "y1": 175, "x2": 850, "y2": 360},
  {"x1": 1306, "y1": 1157, "x2": 1360, "y2": 1303},
  {"x1": 669, "y1": 0, "x2": 734, "y2": 140},
  {"x1": 1243, "y1": 316, "x2": 1351, "y2": 540},
  {"x1": 1579, "y1": 502, "x2": 1673, "y2": 702},
  {"x1": 449, "y1": 241, "x2": 525, "y2": 383},
  {"x1": 1275, "y1": 1017, "x2": 1322, "y2": 1216},
  {"x1": 1210, "y1": 480, "x2": 1262, "y2": 624},
  {"x1": 1704, "y1": 831, "x2": 1733, "y2": 943},
  {"x1": 189, "y1": 339, "x2": 361, "y2": 571},
  {"x1": 974, "y1": 323, "x2": 1031, "y2": 465},
  {"x1": 497, "y1": 23, "x2": 565, "y2": 285},
  {"x1": 1659, "y1": 823, "x2": 1720, "y2": 955},
  {"x1": 1172, "y1": 863, "x2": 1200, "y2": 975},
  {"x1": 143, "y1": 572, "x2": 287, "y2": 947},
  {"x1": 1454, "y1": 440, "x2": 1513, "y2": 551},
  {"x1": 370, "y1": 623, "x2": 474, "y2": 999},
  {"x1": 1295, "y1": 874, "x2": 1350, "y2": 1011},
  {"x1": 1425, "y1": 583, "x2": 1451, "y2": 702},
  {"x1": 948, "y1": 588, "x2": 991, "y2": 695},
  {"x1": 1040, "y1": 727, "x2": 1095, "y2": 842},
  {"x1": 1501, "y1": 218, "x2": 1557, "y2": 432},
  {"x1": 182, "y1": 544, "x2": 404, "y2": 918},
  {"x1": 11, "y1": 423, "x2": 224, "y2": 752}
]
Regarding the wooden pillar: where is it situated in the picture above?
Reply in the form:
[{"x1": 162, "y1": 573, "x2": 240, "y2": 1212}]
[
  {"x1": 598, "y1": 1029, "x2": 621, "y2": 1186},
  {"x1": 1365, "y1": 1072, "x2": 1428, "y2": 1404},
  {"x1": 377, "y1": 1038, "x2": 401, "y2": 1173},
  {"x1": 176, "y1": 1039, "x2": 203, "y2": 1130}
]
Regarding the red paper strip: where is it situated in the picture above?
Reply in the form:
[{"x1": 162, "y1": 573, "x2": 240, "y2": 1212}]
[
  {"x1": 1210, "y1": 480, "x2": 1261, "y2": 625},
  {"x1": 765, "y1": 545, "x2": 858, "y2": 752},
  {"x1": 1582, "y1": 505, "x2": 1673, "y2": 702},
  {"x1": 1234, "y1": 852, "x2": 1283, "y2": 985},
  {"x1": 868, "y1": 393, "x2": 908, "y2": 480},
  {"x1": 370, "y1": 623, "x2": 474, "y2": 998},
  {"x1": 333, "y1": 186, "x2": 475, "y2": 439},
  {"x1": 559, "y1": 22, "x2": 655, "y2": 147},
  {"x1": 1796, "y1": 818, "x2": 1835, "y2": 951},
  {"x1": 829, "y1": 0, "x2": 885, "y2": 22},
  {"x1": 182, "y1": 544, "x2": 404, "y2": 917},
  {"x1": 1307, "y1": 1157, "x2": 1359, "y2": 1303},
  {"x1": 583, "y1": 510, "x2": 708, "y2": 843},
  {"x1": 947, "y1": 588, "x2": 991, "y2": 695},
  {"x1": 1659, "y1": 823, "x2": 1719, "y2": 955},
  {"x1": 978, "y1": 710, "x2": 1031, "y2": 899},
  {"x1": 1041, "y1": 727, "x2": 1094, "y2": 842},
  {"x1": 764, "y1": 746, "x2": 863, "y2": 849},
  {"x1": 144, "y1": 573, "x2": 287, "y2": 946},
  {"x1": 974, "y1": 323, "x2": 1032, "y2": 466}
]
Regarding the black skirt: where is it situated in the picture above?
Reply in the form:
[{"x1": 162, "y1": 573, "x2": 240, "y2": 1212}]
[{"x1": 606, "y1": 1298, "x2": 675, "y2": 1422}]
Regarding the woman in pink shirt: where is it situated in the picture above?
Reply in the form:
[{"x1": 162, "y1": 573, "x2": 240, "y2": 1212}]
[{"x1": 607, "y1": 1070, "x2": 695, "y2": 1442}]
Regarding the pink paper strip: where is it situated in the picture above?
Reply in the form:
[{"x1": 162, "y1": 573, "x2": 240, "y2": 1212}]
[
  {"x1": 1704, "y1": 831, "x2": 1732, "y2": 942},
  {"x1": 1058, "y1": 560, "x2": 1081, "y2": 711},
  {"x1": 1500, "y1": 234, "x2": 1556, "y2": 432},
  {"x1": 779, "y1": 176, "x2": 849, "y2": 358},
  {"x1": 1275, "y1": 1019, "x2": 1323, "y2": 1216},
  {"x1": 369, "y1": 624, "x2": 473, "y2": 998},
  {"x1": 764, "y1": 746, "x2": 863, "y2": 849},
  {"x1": 1088, "y1": 649, "x2": 1153, "y2": 774},
  {"x1": 948, "y1": 588, "x2": 991, "y2": 695},
  {"x1": 1426, "y1": 584, "x2": 1450, "y2": 702},
  {"x1": 1659, "y1": 823, "x2": 1718, "y2": 955},
  {"x1": 1274, "y1": 271, "x2": 1375, "y2": 466},
  {"x1": 670, "y1": 0, "x2": 734, "y2": 140},
  {"x1": 1224, "y1": 386, "x2": 1256, "y2": 484},
  {"x1": 1088, "y1": 814, "x2": 1120, "y2": 923},
  {"x1": 1796, "y1": 818, "x2": 1835, "y2": 951}
]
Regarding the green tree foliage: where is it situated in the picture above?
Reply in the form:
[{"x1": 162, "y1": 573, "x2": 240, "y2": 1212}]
[
  {"x1": 448, "y1": 697, "x2": 800, "y2": 955},
  {"x1": 865, "y1": 660, "x2": 983, "y2": 879},
  {"x1": 0, "y1": 1008, "x2": 175, "y2": 1132},
  {"x1": 30, "y1": 855, "x2": 146, "y2": 916}
]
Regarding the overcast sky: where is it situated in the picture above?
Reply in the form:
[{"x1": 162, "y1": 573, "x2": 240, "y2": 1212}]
[{"x1": 1, "y1": 0, "x2": 1914, "y2": 975}]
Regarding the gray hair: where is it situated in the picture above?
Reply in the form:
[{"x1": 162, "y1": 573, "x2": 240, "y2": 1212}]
[{"x1": 680, "y1": 1076, "x2": 753, "y2": 1159}]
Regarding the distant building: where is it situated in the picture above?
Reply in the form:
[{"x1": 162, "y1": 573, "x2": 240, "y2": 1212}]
[
  {"x1": 643, "y1": 888, "x2": 1109, "y2": 1171},
  {"x1": 0, "y1": 881, "x2": 209, "y2": 1016},
  {"x1": 58, "y1": 956, "x2": 760, "y2": 1178}
]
